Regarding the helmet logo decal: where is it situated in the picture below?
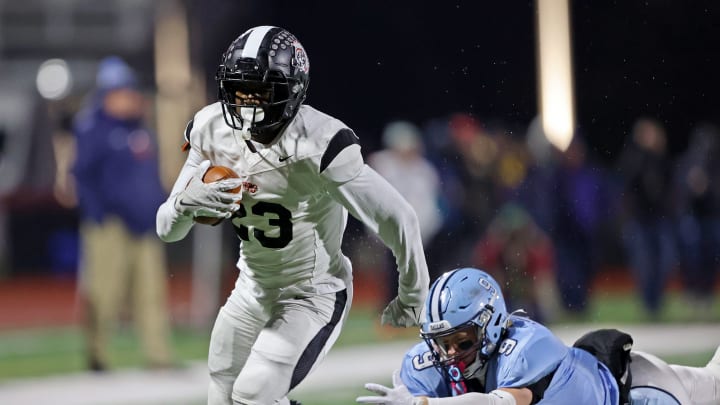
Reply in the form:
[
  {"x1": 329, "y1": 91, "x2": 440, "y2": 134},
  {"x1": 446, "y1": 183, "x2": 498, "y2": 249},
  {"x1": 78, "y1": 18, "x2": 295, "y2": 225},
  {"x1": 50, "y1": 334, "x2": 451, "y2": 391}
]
[
  {"x1": 293, "y1": 41, "x2": 309, "y2": 74},
  {"x1": 479, "y1": 278, "x2": 498, "y2": 305}
]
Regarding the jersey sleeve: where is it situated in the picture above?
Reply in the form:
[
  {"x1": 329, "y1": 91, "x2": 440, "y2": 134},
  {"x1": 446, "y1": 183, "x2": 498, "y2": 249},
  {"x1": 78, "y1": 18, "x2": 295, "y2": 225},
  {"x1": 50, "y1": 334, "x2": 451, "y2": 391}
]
[
  {"x1": 318, "y1": 128, "x2": 364, "y2": 183},
  {"x1": 155, "y1": 132, "x2": 205, "y2": 242},
  {"x1": 321, "y1": 140, "x2": 429, "y2": 307},
  {"x1": 494, "y1": 327, "x2": 567, "y2": 389},
  {"x1": 400, "y1": 343, "x2": 450, "y2": 397}
]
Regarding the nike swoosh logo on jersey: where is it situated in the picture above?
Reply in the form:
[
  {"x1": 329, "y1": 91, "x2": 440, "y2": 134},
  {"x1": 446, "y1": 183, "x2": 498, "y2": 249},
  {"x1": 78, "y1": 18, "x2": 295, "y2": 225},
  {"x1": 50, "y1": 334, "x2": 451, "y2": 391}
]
[{"x1": 279, "y1": 155, "x2": 293, "y2": 162}]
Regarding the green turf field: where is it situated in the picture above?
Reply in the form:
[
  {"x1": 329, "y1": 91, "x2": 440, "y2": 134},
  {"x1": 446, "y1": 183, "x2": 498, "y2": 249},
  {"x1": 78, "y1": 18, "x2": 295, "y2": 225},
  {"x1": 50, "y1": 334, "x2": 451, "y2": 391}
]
[
  {"x1": 0, "y1": 290, "x2": 717, "y2": 405},
  {"x1": 0, "y1": 292, "x2": 718, "y2": 380}
]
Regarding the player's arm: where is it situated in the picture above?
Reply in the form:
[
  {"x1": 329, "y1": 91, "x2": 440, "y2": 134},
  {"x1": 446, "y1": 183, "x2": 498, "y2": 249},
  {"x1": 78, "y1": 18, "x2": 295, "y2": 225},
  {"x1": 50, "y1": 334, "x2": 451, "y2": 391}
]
[
  {"x1": 156, "y1": 149, "x2": 241, "y2": 242},
  {"x1": 156, "y1": 147, "x2": 204, "y2": 241},
  {"x1": 320, "y1": 129, "x2": 429, "y2": 326},
  {"x1": 415, "y1": 388, "x2": 530, "y2": 405},
  {"x1": 156, "y1": 121, "x2": 242, "y2": 242},
  {"x1": 357, "y1": 371, "x2": 530, "y2": 405}
]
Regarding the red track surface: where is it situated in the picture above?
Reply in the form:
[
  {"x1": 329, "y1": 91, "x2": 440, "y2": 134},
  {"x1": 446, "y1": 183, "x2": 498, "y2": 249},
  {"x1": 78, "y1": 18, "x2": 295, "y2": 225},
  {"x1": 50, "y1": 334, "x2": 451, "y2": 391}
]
[
  {"x1": 0, "y1": 265, "x2": 676, "y2": 331},
  {"x1": 0, "y1": 265, "x2": 389, "y2": 330}
]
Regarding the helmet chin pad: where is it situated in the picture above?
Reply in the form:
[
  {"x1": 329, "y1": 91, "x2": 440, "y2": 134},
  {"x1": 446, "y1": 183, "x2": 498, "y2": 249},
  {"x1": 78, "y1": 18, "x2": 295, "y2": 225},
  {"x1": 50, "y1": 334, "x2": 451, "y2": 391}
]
[
  {"x1": 219, "y1": 87, "x2": 291, "y2": 143},
  {"x1": 220, "y1": 79, "x2": 289, "y2": 129},
  {"x1": 239, "y1": 106, "x2": 265, "y2": 123}
]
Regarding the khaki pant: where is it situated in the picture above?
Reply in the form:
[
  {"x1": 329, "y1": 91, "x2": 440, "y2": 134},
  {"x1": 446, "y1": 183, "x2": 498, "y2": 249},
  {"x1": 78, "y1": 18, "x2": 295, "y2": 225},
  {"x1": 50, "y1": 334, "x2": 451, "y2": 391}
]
[{"x1": 79, "y1": 217, "x2": 172, "y2": 368}]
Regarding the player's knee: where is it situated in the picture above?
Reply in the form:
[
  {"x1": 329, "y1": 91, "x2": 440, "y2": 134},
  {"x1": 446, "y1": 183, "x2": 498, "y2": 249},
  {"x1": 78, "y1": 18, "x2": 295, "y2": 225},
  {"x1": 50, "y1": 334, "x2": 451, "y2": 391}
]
[{"x1": 232, "y1": 362, "x2": 288, "y2": 404}]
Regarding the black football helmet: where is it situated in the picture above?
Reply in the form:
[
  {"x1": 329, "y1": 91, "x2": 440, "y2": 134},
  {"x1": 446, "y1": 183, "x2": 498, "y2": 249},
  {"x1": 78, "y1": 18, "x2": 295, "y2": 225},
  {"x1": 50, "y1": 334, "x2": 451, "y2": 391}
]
[{"x1": 216, "y1": 26, "x2": 310, "y2": 144}]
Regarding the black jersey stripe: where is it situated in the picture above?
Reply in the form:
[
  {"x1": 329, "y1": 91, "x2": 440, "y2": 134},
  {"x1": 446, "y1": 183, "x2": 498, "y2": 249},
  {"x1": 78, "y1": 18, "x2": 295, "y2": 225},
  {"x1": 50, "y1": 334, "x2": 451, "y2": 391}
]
[
  {"x1": 183, "y1": 119, "x2": 194, "y2": 143},
  {"x1": 289, "y1": 289, "x2": 348, "y2": 390},
  {"x1": 319, "y1": 128, "x2": 359, "y2": 173},
  {"x1": 181, "y1": 119, "x2": 194, "y2": 152}
]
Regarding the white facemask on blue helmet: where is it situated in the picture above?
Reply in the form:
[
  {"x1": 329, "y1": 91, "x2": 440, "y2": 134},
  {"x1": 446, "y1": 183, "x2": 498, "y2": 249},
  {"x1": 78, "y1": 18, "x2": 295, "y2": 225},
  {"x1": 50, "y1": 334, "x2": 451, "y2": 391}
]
[{"x1": 421, "y1": 267, "x2": 509, "y2": 380}]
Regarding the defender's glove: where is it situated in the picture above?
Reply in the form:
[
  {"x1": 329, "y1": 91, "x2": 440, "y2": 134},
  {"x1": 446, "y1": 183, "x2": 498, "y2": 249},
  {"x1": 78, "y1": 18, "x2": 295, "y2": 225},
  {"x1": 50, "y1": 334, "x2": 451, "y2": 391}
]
[
  {"x1": 381, "y1": 296, "x2": 424, "y2": 328},
  {"x1": 357, "y1": 370, "x2": 420, "y2": 405},
  {"x1": 174, "y1": 160, "x2": 242, "y2": 219}
]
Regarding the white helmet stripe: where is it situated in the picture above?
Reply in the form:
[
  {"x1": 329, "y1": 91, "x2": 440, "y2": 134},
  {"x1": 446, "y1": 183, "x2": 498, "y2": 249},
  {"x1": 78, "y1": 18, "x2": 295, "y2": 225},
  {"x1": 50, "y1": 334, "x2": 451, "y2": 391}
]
[
  {"x1": 241, "y1": 25, "x2": 275, "y2": 59},
  {"x1": 429, "y1": 271, "x2": 452, "y2": 322}
]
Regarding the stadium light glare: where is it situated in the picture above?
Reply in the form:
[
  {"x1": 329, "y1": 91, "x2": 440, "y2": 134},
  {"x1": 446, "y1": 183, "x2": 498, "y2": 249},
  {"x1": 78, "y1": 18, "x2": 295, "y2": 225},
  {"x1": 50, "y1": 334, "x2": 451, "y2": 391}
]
[
  {"x1": 36, "y1": 59, "x2": 73, "y2": 100},
  {"x1": 536, "y1": 0, "x2": 575, "y2": 151}
]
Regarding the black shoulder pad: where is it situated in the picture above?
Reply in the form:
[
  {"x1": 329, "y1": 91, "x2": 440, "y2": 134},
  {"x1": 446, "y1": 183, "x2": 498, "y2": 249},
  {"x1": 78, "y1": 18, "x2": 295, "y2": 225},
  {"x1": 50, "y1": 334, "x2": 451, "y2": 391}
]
[
  {"x1": 184, "y1": 119, "x2": 194, "y2": 143},
  {"x1": 181, "y1": 119, "x2": 194, "y2": 152},
  {"x1": 320, "y1": 128, "x2": 359, "y2": 173}
]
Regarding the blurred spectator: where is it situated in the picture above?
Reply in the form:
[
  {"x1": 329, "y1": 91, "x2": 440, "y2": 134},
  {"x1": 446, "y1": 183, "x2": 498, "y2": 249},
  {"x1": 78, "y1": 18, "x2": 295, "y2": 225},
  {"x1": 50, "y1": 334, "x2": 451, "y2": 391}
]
[
  {"x1": 472, "y1": 202, "x2": 559, "y2": 322},
  {"x1": 369, "y1": 121, "x2": 443, "y2": 245},
  {"x1": 489, "y1": 122, "x2": 532, "y2": 202},
  {"x1": 422, "y1": 114, "x2": 501, "y2": 275},
  {"x1": 520, "y1": 116, "x2": 557, "y2": 232},
  {"x1": 673, "y1": 123, "x2": 720, "y2": 317},
  {"x1": 368, "y1": 121, "x2": 443, "y2": 305},
  {"x1": 72, "y1": 56, "x2": 173, "y2": 371},
  {"x1": 522, "y1": 135, "x2": 608, "y2": 315},
  {"x1": 617, "y1": 117, "x2": 677, "y2": 316}
]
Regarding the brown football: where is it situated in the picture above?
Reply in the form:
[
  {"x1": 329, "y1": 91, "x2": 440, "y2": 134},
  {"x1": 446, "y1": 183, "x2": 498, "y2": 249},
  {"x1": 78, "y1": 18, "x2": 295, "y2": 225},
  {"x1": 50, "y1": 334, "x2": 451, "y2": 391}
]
[{"x1": 194, "y1": 165, "x2": 241, "y2": 225}]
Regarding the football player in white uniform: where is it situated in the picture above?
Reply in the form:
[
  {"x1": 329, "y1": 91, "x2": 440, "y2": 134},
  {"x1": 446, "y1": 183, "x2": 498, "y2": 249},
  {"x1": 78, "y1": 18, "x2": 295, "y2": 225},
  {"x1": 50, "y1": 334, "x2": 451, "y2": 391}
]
[{"x1": 156, "y1": 26, "x2": 430, "y2": 405}]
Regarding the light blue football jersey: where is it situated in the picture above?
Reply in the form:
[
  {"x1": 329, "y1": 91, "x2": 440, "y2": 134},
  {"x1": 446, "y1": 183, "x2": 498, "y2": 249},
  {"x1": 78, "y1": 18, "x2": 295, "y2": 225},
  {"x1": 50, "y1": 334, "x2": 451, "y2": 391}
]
[
  {"x1": 400, "y1": 341, "x2": 450, "y2": 397},
  {"x1": 401, "y1": 315, "x2": 619, "y2": 404}
]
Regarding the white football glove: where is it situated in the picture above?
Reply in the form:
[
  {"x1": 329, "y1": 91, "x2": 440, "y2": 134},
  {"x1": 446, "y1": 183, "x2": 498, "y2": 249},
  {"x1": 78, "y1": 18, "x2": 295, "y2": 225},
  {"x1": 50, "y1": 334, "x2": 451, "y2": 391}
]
[
  {"x1": 357, "y1": 370, "x2": 418, "y2": 405},
  {"x1": 381, "y1": 296, "x2": 424, "y2": 328},
  {"x1": 174, "y1": 160, "x2": 243, "y2": 219}
]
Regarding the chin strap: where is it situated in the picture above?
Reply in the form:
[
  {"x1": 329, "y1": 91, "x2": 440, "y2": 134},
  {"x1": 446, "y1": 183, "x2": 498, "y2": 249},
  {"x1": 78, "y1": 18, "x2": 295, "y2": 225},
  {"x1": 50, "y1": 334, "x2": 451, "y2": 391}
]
[{"x1": 245, "y1": 139, "x2": 257, "y2": 153}]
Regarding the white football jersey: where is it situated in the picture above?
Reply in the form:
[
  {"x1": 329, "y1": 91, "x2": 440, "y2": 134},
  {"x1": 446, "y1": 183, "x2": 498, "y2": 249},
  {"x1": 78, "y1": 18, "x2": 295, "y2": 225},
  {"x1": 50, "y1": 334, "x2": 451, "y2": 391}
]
[{"x1": 157, "y1": 103, "x2": 429, "y2": 306}]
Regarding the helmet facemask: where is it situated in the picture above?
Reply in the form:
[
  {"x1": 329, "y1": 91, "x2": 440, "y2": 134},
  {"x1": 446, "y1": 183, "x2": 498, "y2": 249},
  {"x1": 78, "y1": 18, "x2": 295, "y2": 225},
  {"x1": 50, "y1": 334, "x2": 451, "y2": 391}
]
[
  {"x1": 218, "y1": 69, "x2": 302, "y2": 143},
  {"x1": 422, "y1": 305, "x2": 497, "y2": 380}
]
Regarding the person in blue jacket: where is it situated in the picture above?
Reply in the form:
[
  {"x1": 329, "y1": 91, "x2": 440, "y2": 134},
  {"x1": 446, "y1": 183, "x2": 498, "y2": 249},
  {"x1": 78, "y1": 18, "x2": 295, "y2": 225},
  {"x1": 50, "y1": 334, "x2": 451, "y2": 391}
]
[
  {"x1": 72, "y1": 56, "x2": 172, "y2": 371},
  {"x1": 357, "y1": 267, "x2": 720, "y2": 405}
]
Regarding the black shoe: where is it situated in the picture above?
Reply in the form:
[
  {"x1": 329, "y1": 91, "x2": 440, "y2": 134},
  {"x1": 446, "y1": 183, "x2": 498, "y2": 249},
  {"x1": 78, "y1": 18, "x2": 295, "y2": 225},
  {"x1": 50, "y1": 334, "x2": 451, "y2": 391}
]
[
  {"x1": 290, "y1": 400, "x2": 302, "y2": 405},
  {"x1": 88, "y1": 357, "x2": 107, "y2": 372}
]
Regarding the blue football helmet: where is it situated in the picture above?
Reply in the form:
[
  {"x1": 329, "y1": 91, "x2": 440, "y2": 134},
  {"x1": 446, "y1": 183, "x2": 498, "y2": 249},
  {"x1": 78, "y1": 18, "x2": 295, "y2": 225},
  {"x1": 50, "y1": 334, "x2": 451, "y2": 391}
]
[{"x1": 421, "y1": 267, "x2": 509, "y2": 379}]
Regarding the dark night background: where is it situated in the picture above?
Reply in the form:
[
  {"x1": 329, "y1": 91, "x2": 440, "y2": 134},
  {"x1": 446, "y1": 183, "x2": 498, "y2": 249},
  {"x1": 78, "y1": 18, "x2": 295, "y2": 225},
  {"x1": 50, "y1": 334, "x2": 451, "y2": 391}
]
[
  {"x1": 2, "y1": 0, "x2": 718, "y2": 276},
  {"x1": 191, "y1": 0, "x2": 720, "y2": 161}
]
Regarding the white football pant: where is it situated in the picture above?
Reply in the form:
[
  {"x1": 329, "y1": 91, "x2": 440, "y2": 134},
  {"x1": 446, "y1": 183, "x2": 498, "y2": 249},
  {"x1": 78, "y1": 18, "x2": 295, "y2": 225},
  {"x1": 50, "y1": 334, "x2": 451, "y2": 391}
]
[
  {"x1": 630, "y1": 347, "x2": 720, "y2": 405},
  {"x1": 207, "y1": 278, "x2": 352, "y2": 405}
]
